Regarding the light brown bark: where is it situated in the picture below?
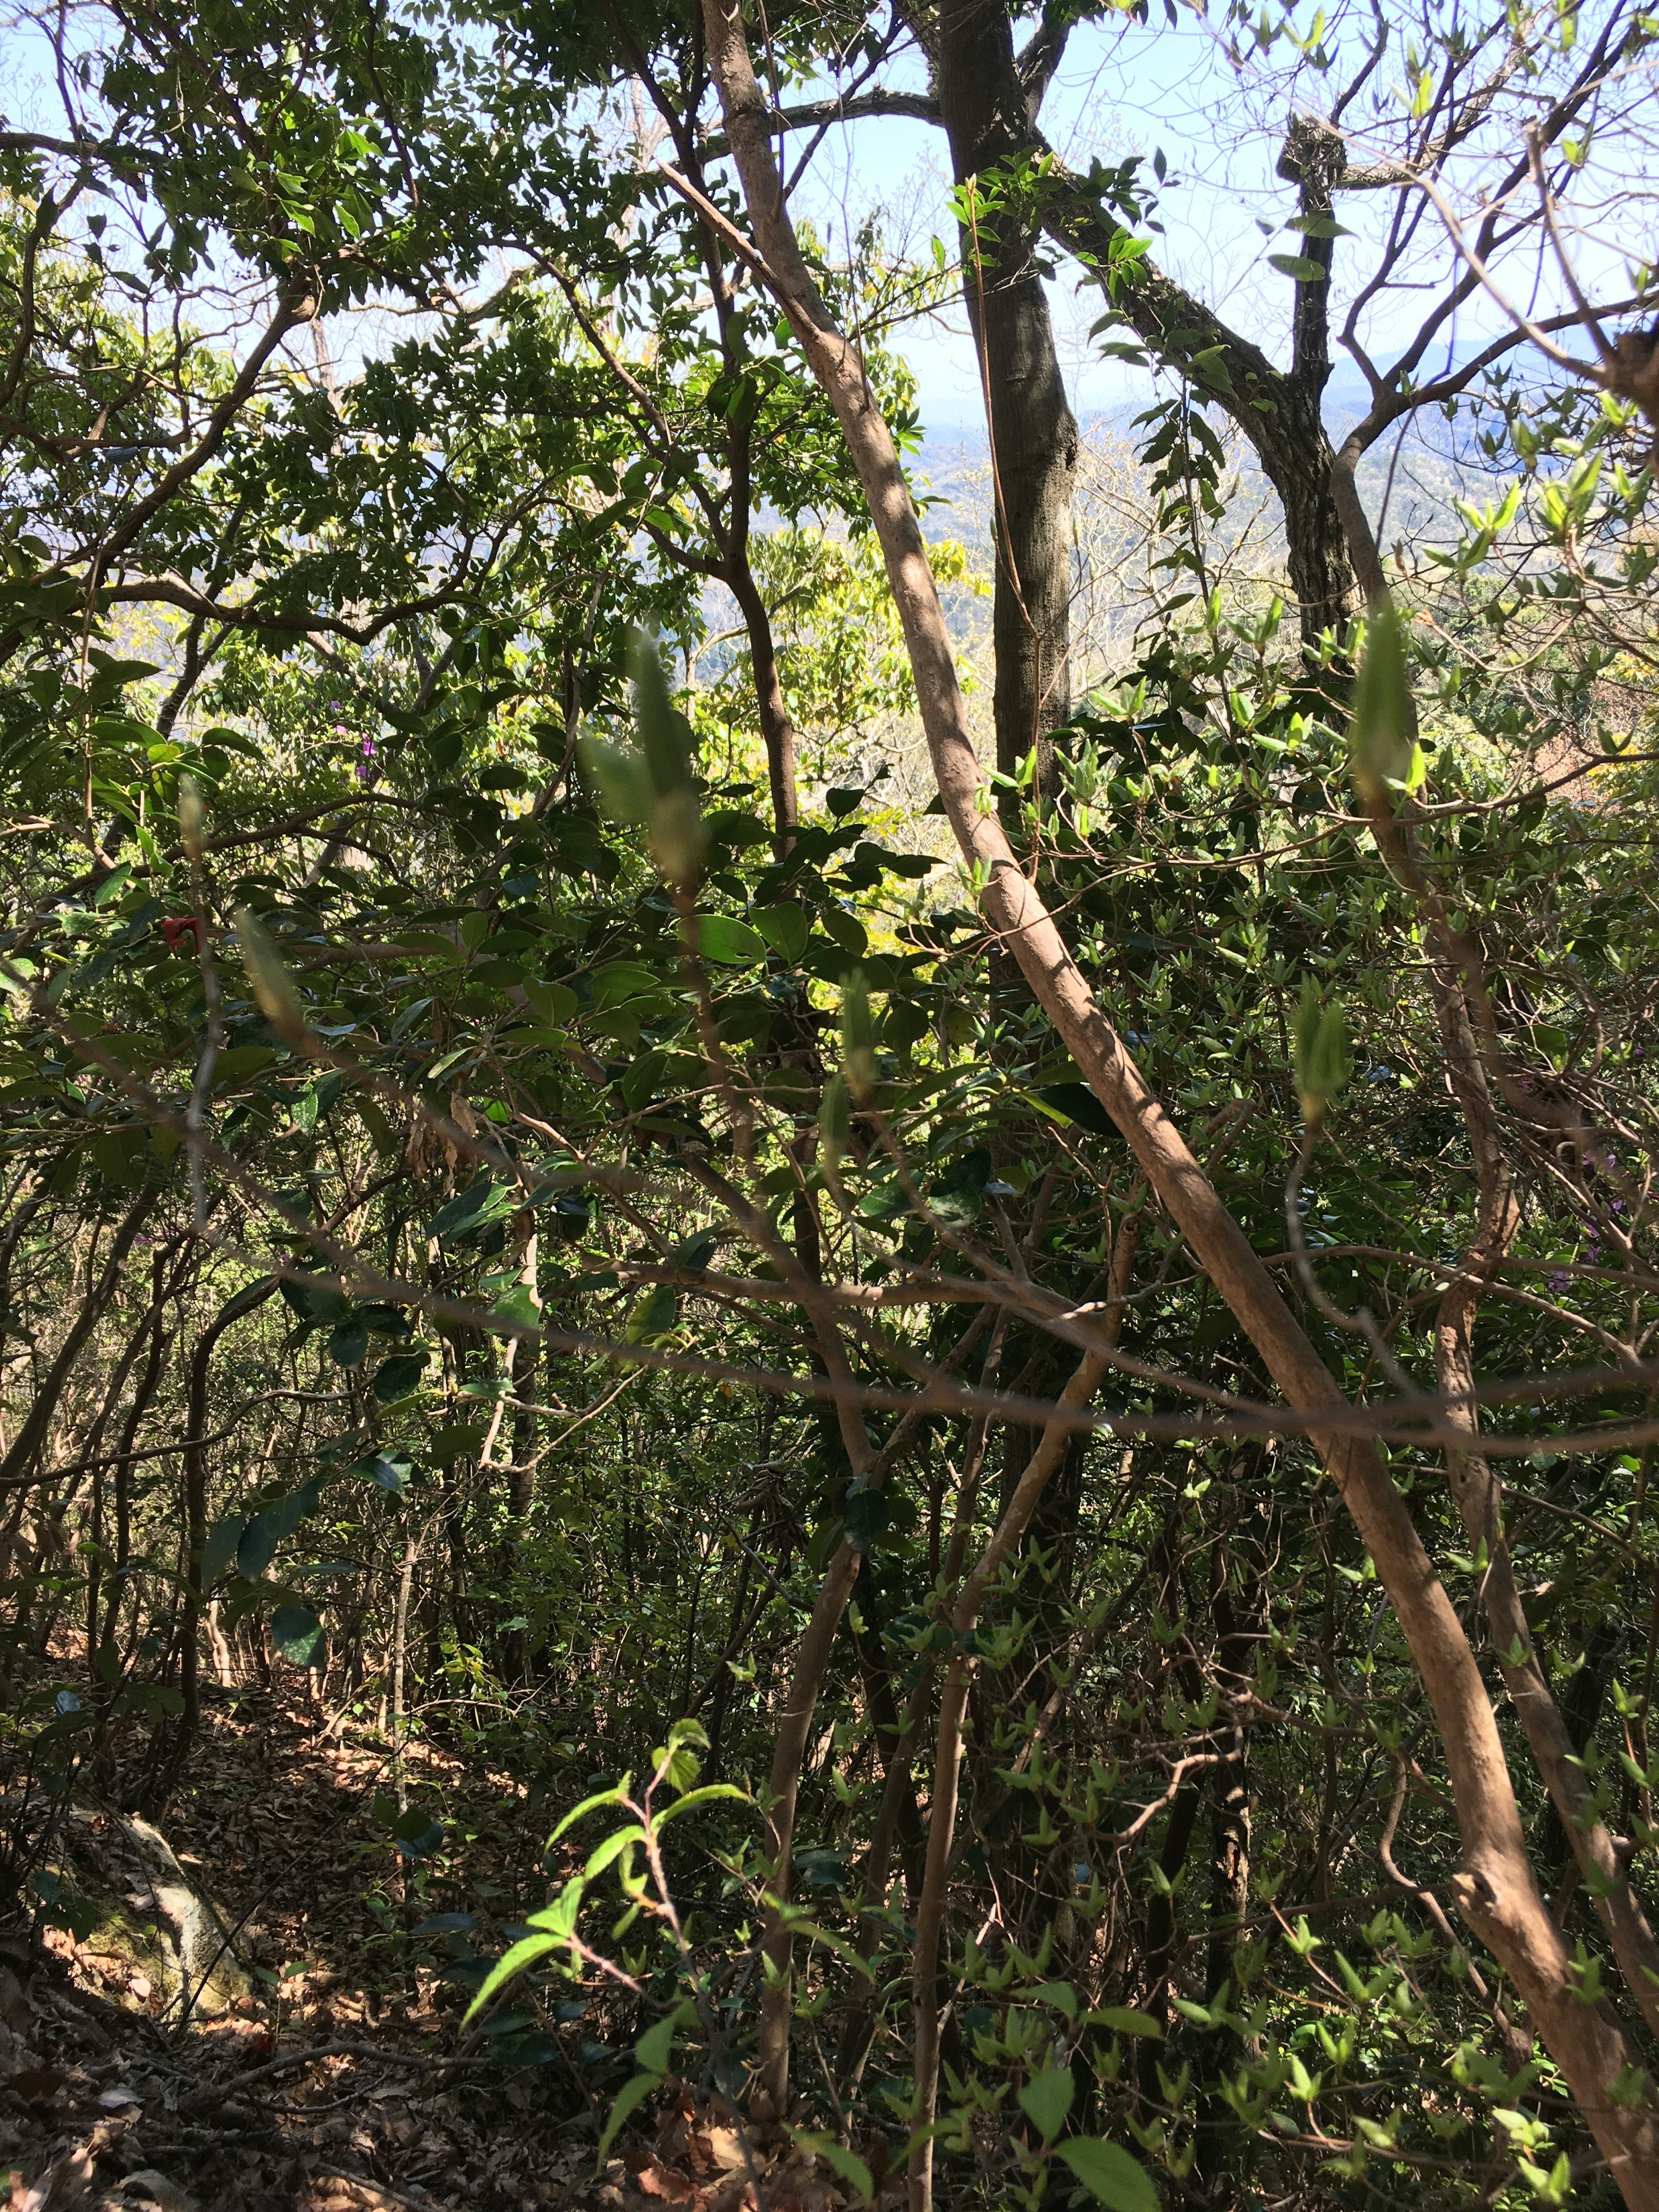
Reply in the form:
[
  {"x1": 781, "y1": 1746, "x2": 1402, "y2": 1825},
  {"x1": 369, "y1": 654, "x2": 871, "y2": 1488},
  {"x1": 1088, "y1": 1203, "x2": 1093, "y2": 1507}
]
[{"x1": 694, "y1": 1, "x2": 1659, "y2": 2185}]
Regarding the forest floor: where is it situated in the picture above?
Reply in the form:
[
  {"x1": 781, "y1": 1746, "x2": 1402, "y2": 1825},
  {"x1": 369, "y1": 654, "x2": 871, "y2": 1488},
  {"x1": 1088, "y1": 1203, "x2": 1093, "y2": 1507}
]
[{"x1": 0, "y1": 1679, "x2": 879, "y2": 2212}]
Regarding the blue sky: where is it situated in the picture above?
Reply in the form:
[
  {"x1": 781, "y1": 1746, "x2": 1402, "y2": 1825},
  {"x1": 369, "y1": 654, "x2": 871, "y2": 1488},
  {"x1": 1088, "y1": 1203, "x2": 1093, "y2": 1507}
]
[
  {"x1": 3, "y1": 0, "x2": 1631, "y2": 447},
  {"x1": 783, "y1": 8, "x2": 1615, "y2": 441}
]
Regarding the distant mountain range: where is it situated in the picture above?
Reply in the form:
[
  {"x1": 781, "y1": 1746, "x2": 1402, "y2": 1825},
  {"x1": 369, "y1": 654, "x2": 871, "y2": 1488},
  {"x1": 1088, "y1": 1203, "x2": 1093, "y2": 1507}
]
[{"x1": 911, "y1": 356, "x2": 1504, "y2": 576}]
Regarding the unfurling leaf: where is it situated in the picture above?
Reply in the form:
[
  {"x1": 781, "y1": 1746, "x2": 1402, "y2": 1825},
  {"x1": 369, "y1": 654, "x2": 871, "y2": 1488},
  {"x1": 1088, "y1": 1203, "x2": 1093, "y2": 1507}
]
[
  {"x1": 232, "y1": 907, "x2": 307, "y2": 1042},
  {"x1": 1347, "y1": 602, "x2": 1418, "y2": 801},
  {"x1": 1293, "y1": 976, "x2": 1350, "y2": 1124},
  {"x1": 579, "y1": 630, "x2": 707, "y2": 888},
  {"x1": 819, "y1": 1070, "x2": 851, "y2": 1170},
  {"x1": 841, "y1": 969, "x2": 877, "y2": 1104}
]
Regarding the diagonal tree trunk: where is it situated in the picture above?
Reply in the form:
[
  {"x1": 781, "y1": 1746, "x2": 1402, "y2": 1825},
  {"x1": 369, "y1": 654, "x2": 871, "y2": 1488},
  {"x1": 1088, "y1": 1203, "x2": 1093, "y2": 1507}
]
[{"x1": 688, "y1": 7, "x2": 1659, "y2": 2191}]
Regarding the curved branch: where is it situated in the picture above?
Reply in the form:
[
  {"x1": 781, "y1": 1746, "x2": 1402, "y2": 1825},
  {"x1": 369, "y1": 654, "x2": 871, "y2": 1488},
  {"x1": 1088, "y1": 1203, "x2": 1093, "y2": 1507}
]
[{"x1": 702, "y1": 86, "x2": 939, "y2": 155}]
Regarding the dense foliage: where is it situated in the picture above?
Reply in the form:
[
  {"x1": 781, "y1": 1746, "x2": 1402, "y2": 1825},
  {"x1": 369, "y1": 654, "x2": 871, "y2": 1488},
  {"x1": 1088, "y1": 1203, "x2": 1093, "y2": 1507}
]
[{"x1": 1, "y1": 1, "x2": 1657, "y2": 2207}]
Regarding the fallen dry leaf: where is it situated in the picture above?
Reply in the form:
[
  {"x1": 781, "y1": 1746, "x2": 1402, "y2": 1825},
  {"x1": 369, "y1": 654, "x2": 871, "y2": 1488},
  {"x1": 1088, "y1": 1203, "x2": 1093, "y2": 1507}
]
[
  {"x1": 10, "y1": 2065, "x2": 66, "y2": 2105},
  {"x1": 635, "y1": 2156, "x2": 696, "y2": 2203},
  {"x1": 705, "y1": 2128, "x2": 746, "y2": 2175},
  {"x1": 10, "y1": 2142, "x2": 96, "y2": 2211},
  {"x1": 702, "y1": 2180, "x2": 758, "y2": 2212},
  {"x1": 118, "y1": 2171, "x2": 197, "y2": 2212}
]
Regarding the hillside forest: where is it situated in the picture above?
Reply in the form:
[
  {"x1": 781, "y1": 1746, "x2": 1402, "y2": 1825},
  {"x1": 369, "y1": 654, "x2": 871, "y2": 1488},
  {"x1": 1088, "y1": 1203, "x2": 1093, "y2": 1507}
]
[{"x1": 1, "y1": 1, "x2": 1658, "y2": 2209}]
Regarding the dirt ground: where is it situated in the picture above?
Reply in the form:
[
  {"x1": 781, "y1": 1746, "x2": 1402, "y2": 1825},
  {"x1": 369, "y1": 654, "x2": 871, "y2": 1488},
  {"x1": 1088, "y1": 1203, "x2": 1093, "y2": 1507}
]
[{"x1": 0, "y1": 1685, "x2": 890, "y2": 2212}]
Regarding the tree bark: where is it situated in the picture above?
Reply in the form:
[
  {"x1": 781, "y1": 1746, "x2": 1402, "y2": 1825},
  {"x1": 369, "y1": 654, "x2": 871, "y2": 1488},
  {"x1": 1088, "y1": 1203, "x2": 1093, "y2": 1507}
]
[
  {"x1": 0, "y1": 1179, "x2": 160, "y2": 1499},
  {"x1": 141, "y1": 1273, "x2": 278, "y2": 1815},
  {"x1": 1039, "y1": 159, "x2": 1360, "y2": 641},
  {"x1": 935, "y1": 0, "x2": 1079, "y2": 812},
  {"x1": 689, "y1": 16, "x2": 1659, "y2": 2185}
]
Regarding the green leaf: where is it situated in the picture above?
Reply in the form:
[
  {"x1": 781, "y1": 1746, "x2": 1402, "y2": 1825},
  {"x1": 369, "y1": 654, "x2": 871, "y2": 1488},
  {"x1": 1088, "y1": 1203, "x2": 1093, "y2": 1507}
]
[
  {"x1": 372, "y1": 1349, "x2": 430, "y2": 1404},
  {"x1": 818, "y1": 907, "x2": 868, "y2": 959},
  {"x1": 788, "y1": 2132, "x2": 873, "y2": 2205},
  {"x1": 1055, "y1": 2139, "x2": 1160, "y2": 2211},
  {"x1": 654, "y1": 1783, "x2": 752, "y2": 1826},
  {"x1": 271, "y1": 1604, "x2": 326, "y2": 1667},
  {"x1": 693, "y1": 914, "x2": 764, "y2": 965},
  {"x1": 841, "y1": 969, "x2": 876, "y2": 1104},
  {"x1": 358, "y1": 1302, "x2": 413, "y2": 1339},
  {"x1": 329, "y1": 1313, "x2": 370, "y2": 1368},
  {"x1": 1266, "y1": 251, "x2": 1328, "y2": 282},
  {"x1": 523, "y1": 979, "x2": 578, "y2": 1025},
  {"x1": 237, "y1": 1511, "x2": 277, "y2": 1581},
  {"x1": 842, "y1": 1487, "x2": 891, "y2": 1552},
  {"x1": 629, "y1": 629, "x2": 696, "y2": 801},
  {"x1": 461, "y1": 1932, "x2": 562, "y2": 2027},
  {"x1": 751, "y1": 903, "x2": 809, "y2": 963},
  {"x1": 516, "y1": 1885, "x2": 585, "y2": 1967},
  {"x1": 634, "y1": 2012, "x2": 678, "y2": 2076},
  {"x1": 551, "y1": 1779, "x2": 632, "y2": 1841},
  {"x1": 232, "y1": 906, "x2": 306, "y2": 1041},
  {"x1": 1018, "y1": 2065, "x2": 1076, "y2": 2143},
  {"x1": 1036, "y1": 1083, "x2": 1115, "y2": 1137},
  {"x1": 590, "y1": 961, "x2": 661, "y2": 1008},
  {"x1": 348, "y1": 1450, "x2": 413, "y2": 1493},
  {"x1": 92, "y1": 862, "x2": 133, "y2": 907},
  {"x1": 593, "y1": 2070, "x2": 658, "y2": 2175},
  {"x1": 624, "y1": 1283, "x2": 677, "y2": 1346},
  {"x1": 489, "y1": 1283, "x2": 540, "y2": 1328},
  {"x1": 212, "y1": 1043, "x2": 276, "y2": 1085},
  {"x1": 584, "y1": 1824, "x2": 646, "y2": 1879},
  {"x1": 427, "y1": 1177, "x2": 517, "y2": 1244},
  {"x1": 280, "y1": 1273, "x2": 349, "y2": 1326},
  {"x1": 780, "y1": 1917, "x2": 874, "y2": 1979},
  {"x1": 1088, "y1": 2007, "x2": 1163, "y2": 2039},
  {"x1": 201, "y1": 1516, "x2": 245, "y2": 1584},
  {"x1": 819, "y1": 1070, "x2": 851, "y2": 1168}
]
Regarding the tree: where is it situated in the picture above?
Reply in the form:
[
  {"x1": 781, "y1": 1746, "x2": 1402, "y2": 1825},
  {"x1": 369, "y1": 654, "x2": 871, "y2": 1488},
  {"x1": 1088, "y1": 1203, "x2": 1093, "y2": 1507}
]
[
  {"x1": 3, "y1": 2, "x2": 1659, "y2": 2208},
  {"x1": 702, "y1": 0, "x2": 1659, "y2": 2197}
]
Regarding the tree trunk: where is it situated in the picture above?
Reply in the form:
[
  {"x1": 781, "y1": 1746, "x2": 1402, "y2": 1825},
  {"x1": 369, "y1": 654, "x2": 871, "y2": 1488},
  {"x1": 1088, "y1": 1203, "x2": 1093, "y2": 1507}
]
[
  {"x1": 141, "y1": 1273, "x2": 277, "y2": 1815},
  {"x1": 936, "y1": 0, "x2": 1078, "y2": 814},
  {"x1": 0, "y1": 1179, "x2": 160, "y2": 1499}
]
